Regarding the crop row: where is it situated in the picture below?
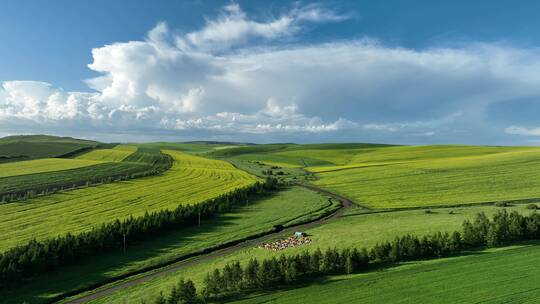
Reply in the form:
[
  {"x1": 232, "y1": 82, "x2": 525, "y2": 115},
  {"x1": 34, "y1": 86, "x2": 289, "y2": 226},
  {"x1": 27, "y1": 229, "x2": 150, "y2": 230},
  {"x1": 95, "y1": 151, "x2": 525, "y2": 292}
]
[
  {"x1": 0, "y1": 149, "x2": 172, "y2": 204},
  {"x1": 0, "y1": 150, "x2": 258, "y2": 251}
]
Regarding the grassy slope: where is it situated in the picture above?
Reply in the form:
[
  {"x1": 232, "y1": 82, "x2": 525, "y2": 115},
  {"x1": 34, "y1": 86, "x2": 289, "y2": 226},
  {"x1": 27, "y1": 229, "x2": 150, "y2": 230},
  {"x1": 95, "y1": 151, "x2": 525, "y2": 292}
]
[
  {"x1": 0, "y1": 158, "x2": 102, "y2": 178},
  {"x1": 5, "y1": 187, "x2": 332, "y2": 304},
  {"x1": 218, "y1": 144, "x2": 540, "y2": 209},
  {"x1": 230, "y1": 244, "x2": 540, "y2": 304},
  {"x1": 211, "y1": 143, "x2": 391, "y2": 168},
  {"x1": 85, "y1": 204, "x2": 536, "y2": 304},
  {"x1": 135, "y1": 142, "x2": 247, "y2": 155},
  {"x1": 0, "y1": 162, "x2": 152, "y2": 199},
  {"x1": 0, "y1": 145, "x2": 161, "y2": 201},
  {"x1": 0, "y1": 135, "x2": 99, "y2": 159},
  {"x1": 311, "y1": 146, "x2": 540, "y2": 208},
  {"x1": 76, "y1": 145, "x2": 137, "y2": 162},
  {"x1": 0, "y1": 150, "x2": 257, "y2": 251}
]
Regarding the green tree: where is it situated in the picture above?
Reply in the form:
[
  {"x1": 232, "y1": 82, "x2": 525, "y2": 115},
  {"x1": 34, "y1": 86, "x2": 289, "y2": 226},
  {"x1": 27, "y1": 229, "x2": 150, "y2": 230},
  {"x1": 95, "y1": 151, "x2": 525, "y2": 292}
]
[
  {"x1": 154, "y1": 292, "x2": 166, "y2": 304},
  {"x1": 243, "y1": 258, "x2": 259, "y2": 288},
  {"x1": 178, "y1": 279, "x2": 198, "y2": 304}
]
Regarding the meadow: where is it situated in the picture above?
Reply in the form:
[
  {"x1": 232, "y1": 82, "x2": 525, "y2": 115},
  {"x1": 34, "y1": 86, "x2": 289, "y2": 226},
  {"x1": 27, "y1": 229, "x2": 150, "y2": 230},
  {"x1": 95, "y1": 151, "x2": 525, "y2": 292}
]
[
  {"x1": 0, "y1": 162, "x2": 151, "y2": 201},
  {"x1": 4, "y1": 187, "x2": 333, "y2": 304},
  {"x1": 0, "y1": 144, "x2": 167, "y2": 202},
  {"x1": 136, "y1": 142, "x2": 247, "y2": 155},
  {"x1": 5, "y1": 140, "x2": 540, "y2": 304},
  {"x1": 0, "y1": 150, "x2": 257, "y2": 251},
  {"x1": 76, "y1": 144, "x2": 137, "y2": 162},
  {"x1": 0, "y1": 158, "x2": 101, "y2": 178},
  {"x1": 215, "y1": 144, "x2": 540, "y2": 209},
  {"x1": 0, "y1": 134, "x2": 100, "y2": 160},
  {"x1": 212, "y1": 143, "x2": 390, "y2": 168},
  {"x1": 229, "y1": 244, "x2": 540, "y2": 304},
  {"x1": 81, "y1": 203, "x2": 537, "y2": 304},
  {"x1": 311, "y1": 146, "x2": 540, "y2": 208}
]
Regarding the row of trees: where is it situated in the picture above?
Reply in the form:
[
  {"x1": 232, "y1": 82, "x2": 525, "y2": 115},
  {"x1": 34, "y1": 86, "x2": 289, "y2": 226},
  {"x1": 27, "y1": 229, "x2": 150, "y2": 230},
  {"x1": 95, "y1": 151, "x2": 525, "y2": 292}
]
[
  {"x1": 154, "y1": 209, "x2": 540, "y2": 303},
  {"x1": 0, "y1": 152, "x2": 173, "y2": 204},
  {"x1": 202, "y1": 247, "x2": 368, "y2": 298},
  {"x1": 0, "y1": 178, "x2": 278, "y2": 287}
]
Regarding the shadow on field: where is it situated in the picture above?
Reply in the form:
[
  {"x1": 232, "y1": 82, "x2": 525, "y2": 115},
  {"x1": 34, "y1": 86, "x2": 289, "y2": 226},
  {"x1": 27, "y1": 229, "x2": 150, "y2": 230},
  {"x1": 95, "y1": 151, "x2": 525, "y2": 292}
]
[{"x1": 4, "y1": 191, "x2": 284, "y2": 304}]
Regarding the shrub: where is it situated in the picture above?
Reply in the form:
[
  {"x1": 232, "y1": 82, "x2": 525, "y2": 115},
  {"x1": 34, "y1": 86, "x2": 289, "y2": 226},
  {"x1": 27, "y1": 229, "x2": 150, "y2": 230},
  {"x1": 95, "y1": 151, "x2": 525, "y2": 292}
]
[
  {"x1": 495, "y1": 201, "x2": 509, "y2": 207},
  {"x1": 526, "y1": 204, "x2": 538, "y2": 210}
]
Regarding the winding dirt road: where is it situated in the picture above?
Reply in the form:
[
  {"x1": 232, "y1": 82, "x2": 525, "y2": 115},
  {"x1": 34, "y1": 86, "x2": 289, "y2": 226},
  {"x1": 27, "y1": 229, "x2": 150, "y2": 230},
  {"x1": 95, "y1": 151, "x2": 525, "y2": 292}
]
[{"x1": 60, "y1": 184, "x2": 357, "y2": 304}]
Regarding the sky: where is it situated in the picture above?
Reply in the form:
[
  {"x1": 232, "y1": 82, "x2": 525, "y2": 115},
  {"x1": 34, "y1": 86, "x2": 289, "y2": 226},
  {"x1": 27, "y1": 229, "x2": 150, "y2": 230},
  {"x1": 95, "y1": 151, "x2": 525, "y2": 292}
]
[{"x1": 2, "y1": 0, "x2": 540, "y2": 144}]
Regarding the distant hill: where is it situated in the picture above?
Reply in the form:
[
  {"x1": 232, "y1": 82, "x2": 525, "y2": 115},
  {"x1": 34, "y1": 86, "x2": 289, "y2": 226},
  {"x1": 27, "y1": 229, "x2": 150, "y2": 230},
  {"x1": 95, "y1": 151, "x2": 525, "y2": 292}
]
[
  {"x1": 209, "y1": 142, "x2": 395, "y2": 158},
  {"x1": 182, "y1": 140, "x2": 255, "y2": 145},
  {"x1": 0, "y1": 135, "x2": 101, "y2": 162}
]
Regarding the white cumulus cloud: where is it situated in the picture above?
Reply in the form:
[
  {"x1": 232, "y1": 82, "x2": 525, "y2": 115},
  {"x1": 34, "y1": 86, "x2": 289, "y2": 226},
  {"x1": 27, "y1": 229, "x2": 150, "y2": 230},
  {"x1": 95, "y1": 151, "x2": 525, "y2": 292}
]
[{"x1": 2, "y1": 3, "x2": 540, "y2": 144}]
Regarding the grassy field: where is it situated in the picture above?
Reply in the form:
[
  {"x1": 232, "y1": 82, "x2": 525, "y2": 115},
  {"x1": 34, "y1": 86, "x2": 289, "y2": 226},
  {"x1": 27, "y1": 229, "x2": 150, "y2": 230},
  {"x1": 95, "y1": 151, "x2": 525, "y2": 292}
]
[
  {"x1": 6, "y1": 141, "x2": 540, "y2": 304},
  {"x1": 310, "y1": 146, "x2": 540, "y2": 208},
  {"x1": 0, "y1": 134, "x2": 100, "y2": 161},
  {"x1": 5, "y1": 187, "x2": 333, "y2": 304},
  {"x1": 136, "y1": 142, "x2": 248, "y2": 155},
  {"x1": 0, "y1": 162, "x2": 153, "y2": 200},
  {"x1": 76, "y1": 144, "x2": 137, "y2": 162},
  {"x1": 0, "y1": 158, "x2": 101, "y2": 178},
  {"x1": 0, "y1": 150, "x2": 257, "y2": 251},
  {"x1": 212, "y1": 143, "x2": 390, "y2": 168},
  {"x1": 0, "y1": 145, "x2": 167, "y2": 202},
  {"x1": 82, "y1": 203, "x2": 537, "y2": 304},
  {"x1": 215, "y1": 144, "x2": 540, "y2": 209},
  {"x1": 229, "y1": 244, "x2": 540, "y2": 304}
]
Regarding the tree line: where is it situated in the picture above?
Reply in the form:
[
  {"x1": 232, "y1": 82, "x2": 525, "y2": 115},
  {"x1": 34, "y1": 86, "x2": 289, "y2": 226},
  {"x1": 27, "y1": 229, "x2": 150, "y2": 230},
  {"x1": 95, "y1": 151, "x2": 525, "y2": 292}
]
[
  {"x1": 152, "y1": 209, "x2": 540, "y2": 303},
  {"x1": 0, "y1": 177, "x2": 278, "y2": 287}
]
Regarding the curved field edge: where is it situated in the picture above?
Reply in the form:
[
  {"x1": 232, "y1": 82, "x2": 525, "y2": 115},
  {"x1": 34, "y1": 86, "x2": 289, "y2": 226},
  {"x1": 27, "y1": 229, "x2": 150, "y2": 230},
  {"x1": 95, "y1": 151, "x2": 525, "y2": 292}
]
[
  {"x1": 0, "y1": 150, "x2": 258, "y2": 251},
  {"x1": 0, "y1": 162, "x2": 150, "y2": 200},
  {"x1": 3, "y1": 187, "x2": 334, "y2": 304},
  {"x1": 0, "y1": 146, "x2": 171, "y2": 203},
  {"x1": 76, "y1": 203, "x2": 537, "y2": 304},
  {"x1": 76, "y1": 145, "x2": 137, "y2": 162},
  {"x1": 227, "y1": 244, "x2": 540, "y2": 304},
  {"x1": 0, "y1": 158, "x2": 103, "y2": 178}
]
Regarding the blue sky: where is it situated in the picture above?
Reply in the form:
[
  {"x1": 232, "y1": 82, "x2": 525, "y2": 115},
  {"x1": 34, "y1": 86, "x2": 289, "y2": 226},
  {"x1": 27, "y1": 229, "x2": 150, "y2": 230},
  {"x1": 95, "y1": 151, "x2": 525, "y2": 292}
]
[{"x1": 2, "y1": 0, "x2": 540, "y2": 144}]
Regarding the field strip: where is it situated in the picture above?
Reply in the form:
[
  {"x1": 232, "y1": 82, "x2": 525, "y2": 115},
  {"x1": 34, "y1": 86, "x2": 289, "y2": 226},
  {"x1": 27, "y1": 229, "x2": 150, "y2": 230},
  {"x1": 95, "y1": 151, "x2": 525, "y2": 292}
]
[
  {"x1": 0, "y1": 158, "x2": 104, "y2": 178},
  {"x1": 76, "y1": 145, "x2": 137, "y2": 162},
  {"x1": 306, "y1": 162, "x2": 404, "y2": 173}
]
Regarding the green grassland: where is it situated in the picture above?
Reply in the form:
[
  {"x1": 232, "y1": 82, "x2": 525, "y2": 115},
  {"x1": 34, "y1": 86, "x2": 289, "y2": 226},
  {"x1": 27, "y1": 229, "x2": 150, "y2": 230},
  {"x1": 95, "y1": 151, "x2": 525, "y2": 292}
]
[
  {"x1": 229, "y1": 244, "x2": 540, "y2": 304},
  {"x1": 123, "y1": 146, "x2": 172, "y2": 166},
  {"x1": 215, "y1": 144, "x2": 540, "y2": 209},
  {"x1": 6, "y1": 140, "x2": 540, "y2": 304},
  {"x1": 212, "y1": 143, "x2": 391, "y2": 168},
  {"x1": 0, "y1": 150, "x2": 257, "y2": 251},
  {"x1": 0, "y1": 145, "x2": 168, "y2": 202},
  {"x1": 83, "y1": 203, "x2": 537, "y2": 304},
  {"x1": 6, "y1": 187, "x2": 333, "y2": 304},
  {"x1": 76, "y1": 145, "x2": 137, "y2": 162},
  {"x1": 310, "y1": 146, "x2": 540, "y2": 208},
  {"x1": 0, "y1": 134, "x2": 100, "y2": 161},
  {"x1": 135, "y1": 142, "x2": 249, "y2": 155},
  {"x1": 0, "y1": 162, "x2": 152, "y2": 201},
  {"x1": 0, "y1": 158, "x2": 101, "y2": 178}
]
